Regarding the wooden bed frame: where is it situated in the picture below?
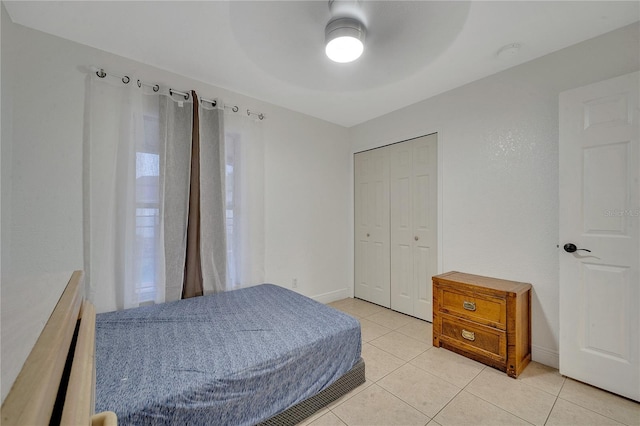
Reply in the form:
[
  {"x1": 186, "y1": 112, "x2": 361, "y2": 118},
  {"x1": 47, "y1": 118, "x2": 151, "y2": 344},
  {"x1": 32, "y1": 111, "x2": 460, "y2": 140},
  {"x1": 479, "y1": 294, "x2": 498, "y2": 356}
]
[
  {"x1": 1, "y1": 271, "x2": 116, "y2": 426},
  {"x1": 1, "y1": 271, "x2": 364, "y2": 426}
]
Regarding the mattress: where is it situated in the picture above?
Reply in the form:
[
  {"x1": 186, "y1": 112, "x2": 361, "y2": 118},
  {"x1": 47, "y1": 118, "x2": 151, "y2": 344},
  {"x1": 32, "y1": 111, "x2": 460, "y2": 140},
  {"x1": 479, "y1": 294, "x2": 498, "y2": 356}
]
[{"x1": 95, "y1": 284, "x2": 362, "y2": 425}]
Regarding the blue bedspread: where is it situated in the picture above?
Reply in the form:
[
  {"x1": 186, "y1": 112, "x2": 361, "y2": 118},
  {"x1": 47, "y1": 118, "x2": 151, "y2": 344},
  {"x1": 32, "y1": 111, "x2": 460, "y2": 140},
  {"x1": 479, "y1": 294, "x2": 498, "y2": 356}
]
[{"x1": 95, "y1": 284, "x2": 361, "y2": 425}]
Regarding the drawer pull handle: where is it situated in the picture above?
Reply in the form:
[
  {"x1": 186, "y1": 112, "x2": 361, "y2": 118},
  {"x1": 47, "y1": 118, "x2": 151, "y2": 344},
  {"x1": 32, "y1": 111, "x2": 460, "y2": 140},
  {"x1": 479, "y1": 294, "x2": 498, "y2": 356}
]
[
  {"x1": 463, "y1": 301, "x2": 476, "y2": 311},
  {"x1": 461, "y1": 329, "x2": 475, "y2": 341}
]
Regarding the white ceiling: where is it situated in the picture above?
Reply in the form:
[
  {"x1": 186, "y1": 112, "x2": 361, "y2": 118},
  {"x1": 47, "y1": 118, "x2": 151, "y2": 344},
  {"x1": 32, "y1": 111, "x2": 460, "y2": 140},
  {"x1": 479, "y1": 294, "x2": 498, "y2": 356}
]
[{"x1": 4, "y1": 1, "x2": 639, "y2": 127}]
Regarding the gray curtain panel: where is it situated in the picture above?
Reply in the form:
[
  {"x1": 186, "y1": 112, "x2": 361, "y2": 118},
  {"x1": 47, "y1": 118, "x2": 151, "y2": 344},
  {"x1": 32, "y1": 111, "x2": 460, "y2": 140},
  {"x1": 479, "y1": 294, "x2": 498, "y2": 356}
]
[
  {"x1": 199, "y1": 104, "x2": 228, "y2": 294},
  {"x1": 159, "y1": 94, "x2": 193, "y2": 302}
]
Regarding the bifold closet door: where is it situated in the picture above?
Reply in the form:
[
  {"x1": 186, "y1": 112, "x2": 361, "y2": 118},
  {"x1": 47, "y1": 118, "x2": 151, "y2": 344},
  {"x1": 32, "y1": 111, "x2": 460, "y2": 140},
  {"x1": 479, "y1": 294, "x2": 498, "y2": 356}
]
[
  {"x1": 354, "y1": 148, "x2": 391, "y2": 307},
  {"x1": 390, "y1": 134, "x2": 437, "y2": 321}
]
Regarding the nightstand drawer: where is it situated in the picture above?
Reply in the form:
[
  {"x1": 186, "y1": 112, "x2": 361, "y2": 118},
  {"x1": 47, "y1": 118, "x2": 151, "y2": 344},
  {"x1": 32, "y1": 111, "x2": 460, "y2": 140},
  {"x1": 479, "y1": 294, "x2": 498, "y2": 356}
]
[
  {"x1": 439, "y1": 287, "x2": 506, "y2": 329},
  {"x1": 439, "y1": 314, "x2": 507, "y2": 363}
]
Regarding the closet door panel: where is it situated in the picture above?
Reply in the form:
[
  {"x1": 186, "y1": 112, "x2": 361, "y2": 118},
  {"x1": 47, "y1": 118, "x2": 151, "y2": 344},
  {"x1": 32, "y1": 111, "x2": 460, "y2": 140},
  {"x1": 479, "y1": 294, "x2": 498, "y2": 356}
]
[
  {"x1": 412, "y1": 135, "x2": 437, "y2": 320},
  {"x1": 370, "y1": 240, "x2": 389, "y2": 306},
  {"x1": 414, "y1": 244, "x2": 432, "y2": 319},
  {"x1": 390, "y1": 143, "x2": 415, "y2": 315},
  {"x1": 354, "y1": 149, "x2": 390, "y2": 307},
  {"x1": 354, "y1": 152, "x2": 371, "y2": 301},
  {"x1": 355, "y1": 238, "x2": 369, "y2": 298},
  {"x1": 369, "y1": 148, "x2": 390, "y2": 307}
]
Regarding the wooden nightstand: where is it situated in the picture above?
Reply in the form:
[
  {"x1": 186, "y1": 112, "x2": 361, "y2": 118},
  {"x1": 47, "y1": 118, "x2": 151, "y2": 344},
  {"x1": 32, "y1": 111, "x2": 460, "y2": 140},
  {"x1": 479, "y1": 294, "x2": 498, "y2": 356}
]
[{"x1": 432, "y1": 271, "x2": 532, "y2": 378}]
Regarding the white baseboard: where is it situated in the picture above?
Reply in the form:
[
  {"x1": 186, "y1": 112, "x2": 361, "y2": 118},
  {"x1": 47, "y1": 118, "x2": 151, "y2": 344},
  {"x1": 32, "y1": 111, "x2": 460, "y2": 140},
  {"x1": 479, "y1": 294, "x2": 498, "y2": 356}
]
[
  {"x1": 312, "y1": 288, "x2": 349, "y2": 304},
  {"x1": 532, "y1": 345, "x2": 559, "y2": 369}
]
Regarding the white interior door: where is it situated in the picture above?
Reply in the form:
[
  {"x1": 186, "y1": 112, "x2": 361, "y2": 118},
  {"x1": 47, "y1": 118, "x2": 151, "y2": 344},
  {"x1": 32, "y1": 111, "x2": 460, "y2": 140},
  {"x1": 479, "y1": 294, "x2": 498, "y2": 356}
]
[
  {"x1": 559, "y1": 71, "x2": 639, "y2": 402},
  {"x1": 354, "y1": 148, "x2": 390, "y2": 307},
  {"x1": 390, "y1": 134, "x2": 437, "y2": 320}
]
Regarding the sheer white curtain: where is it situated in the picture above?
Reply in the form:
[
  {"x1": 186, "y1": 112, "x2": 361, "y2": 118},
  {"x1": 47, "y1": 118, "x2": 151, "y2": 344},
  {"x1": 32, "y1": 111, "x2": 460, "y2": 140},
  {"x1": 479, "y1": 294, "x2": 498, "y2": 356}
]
[
  {"x1": 84, "y1": 75, "x2": 192, "y2": 313},
  {"x1": 224, "y1": 113, "x2": 265, "y2": 289}
]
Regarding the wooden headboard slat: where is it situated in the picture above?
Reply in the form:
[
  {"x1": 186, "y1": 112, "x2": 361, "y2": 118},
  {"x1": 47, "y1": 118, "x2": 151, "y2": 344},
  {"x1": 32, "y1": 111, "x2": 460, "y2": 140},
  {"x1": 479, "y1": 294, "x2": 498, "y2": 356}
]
[
  {"x1": 1, "y1": 271, "x2": 85, "y2": 425},
  {"x1": 61, "y1": 300, "x2": 96, "y2": 425}
]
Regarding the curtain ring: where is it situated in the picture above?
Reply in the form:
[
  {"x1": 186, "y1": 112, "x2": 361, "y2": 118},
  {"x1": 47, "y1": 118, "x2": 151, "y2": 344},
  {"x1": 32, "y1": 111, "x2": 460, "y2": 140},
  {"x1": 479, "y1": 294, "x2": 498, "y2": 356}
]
[
  {"x1": 247, "y1": 109, "x2": 265, "y2": 120},
  {"x1": 232, "y1": 106, "x2": 239, "y2": 113},
  {"x1": 138, "y1": 80, "x2": 160, "y2": 92},
  {"x1": 96, "y1": 69, "x2": 106, "y2": 78},
  {"x1": 169, "y1": 89, "x2": 190, "y2": 100},
  {"x1": 122, "y1": 76, "x2": 130, "y2": 84}
]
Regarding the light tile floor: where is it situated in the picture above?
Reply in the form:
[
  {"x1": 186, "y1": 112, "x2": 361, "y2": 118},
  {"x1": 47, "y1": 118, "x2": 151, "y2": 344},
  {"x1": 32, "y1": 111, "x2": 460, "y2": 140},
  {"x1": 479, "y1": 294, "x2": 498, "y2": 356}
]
[{"x1": 297, "y1": 297, "x2": 640, "y2": 426}]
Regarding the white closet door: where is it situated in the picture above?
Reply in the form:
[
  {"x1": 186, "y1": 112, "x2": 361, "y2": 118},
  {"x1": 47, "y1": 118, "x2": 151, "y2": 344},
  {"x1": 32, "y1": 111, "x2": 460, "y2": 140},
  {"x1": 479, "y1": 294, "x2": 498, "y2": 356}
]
[
  {"x1": 412, "y1": 135, "x2": 438, "y2": 320},
  {"x1": 389, "y1": 142, "x2": 415, "y2": 315},
  {"x1": 354, "y1": 148, "x2": 390, "y2": 307},
  {"x1": 390, "y1": 134, "x2": 437, "y2": 320},
  {"x1": 354, "y1": 151, "x2": 371, "y2": 301}
]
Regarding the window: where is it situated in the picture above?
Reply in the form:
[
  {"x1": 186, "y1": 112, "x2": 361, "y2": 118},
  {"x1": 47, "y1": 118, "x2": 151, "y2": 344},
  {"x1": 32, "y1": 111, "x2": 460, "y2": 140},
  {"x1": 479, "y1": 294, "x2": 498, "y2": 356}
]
[
  {"x1": 135, "y1": 114, "x2": 161, "y2": 303},
  {"x1": 225, "y1": 132, "x2": 239, "y2": 288}
]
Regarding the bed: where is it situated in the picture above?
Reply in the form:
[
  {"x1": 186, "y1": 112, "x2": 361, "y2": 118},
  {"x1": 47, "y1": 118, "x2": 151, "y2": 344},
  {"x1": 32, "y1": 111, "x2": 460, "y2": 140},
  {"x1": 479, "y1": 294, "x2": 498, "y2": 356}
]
[{"x1": 1, "y1": 272, "x2": 365, "y2": 426}]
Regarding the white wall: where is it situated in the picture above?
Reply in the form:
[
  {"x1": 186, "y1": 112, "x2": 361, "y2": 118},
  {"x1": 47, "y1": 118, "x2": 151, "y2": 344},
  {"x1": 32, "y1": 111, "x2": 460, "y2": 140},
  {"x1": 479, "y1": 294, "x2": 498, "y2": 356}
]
[
  {"x1": 350, "y1": 23, "x2": 640, "y2": 368},
  {"x1": 0, "y1": 8, "x2": 350, "y2": 401},
  {"x1": 264, "y1": 113, "x2": 352, "y2": 302}
]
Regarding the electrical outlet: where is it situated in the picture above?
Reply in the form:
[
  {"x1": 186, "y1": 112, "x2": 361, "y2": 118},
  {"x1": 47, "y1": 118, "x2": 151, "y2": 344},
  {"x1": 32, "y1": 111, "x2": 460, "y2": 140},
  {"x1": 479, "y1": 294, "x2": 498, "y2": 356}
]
[{"x1": 292, "y1": 278, "x2": 298, "y2": 289}]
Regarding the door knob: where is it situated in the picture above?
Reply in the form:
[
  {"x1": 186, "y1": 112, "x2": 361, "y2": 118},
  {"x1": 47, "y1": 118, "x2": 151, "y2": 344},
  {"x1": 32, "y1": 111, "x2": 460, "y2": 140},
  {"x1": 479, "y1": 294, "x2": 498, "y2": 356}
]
[
  {"x1": 366, "y1": 233, "x2": 370, "y2": 237},
  {"x1": 563, "y1": 243, "x2": 591, "y2": 253},
  {"x1": 414, "y1": 236, "x2": 419, "y2": 241}
]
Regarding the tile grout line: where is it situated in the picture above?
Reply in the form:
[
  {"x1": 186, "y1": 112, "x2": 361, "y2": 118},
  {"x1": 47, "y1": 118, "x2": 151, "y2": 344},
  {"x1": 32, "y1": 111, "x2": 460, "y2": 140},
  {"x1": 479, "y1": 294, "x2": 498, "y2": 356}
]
[
  {"x1": 458, "y1": 389, "x2": 538, "y2": 426},
  {"x1": 542, "y1": 395, "x2": 559, "y2": 425},
  {"x1": 425, "y1": 384, "x2": 466, "y2": 424},
  {"x1": 554, "y1": 393, "x2": 635, "y2": 426},
  {"x1": 407, "y1": 350, "x2": 485, "y2": 391},
  {"x1": 328, "y1": 408, "x2": 348, "y2": 426},
  {"x1": 367, "y1": 345, "x2": 432, "y2": 370}
]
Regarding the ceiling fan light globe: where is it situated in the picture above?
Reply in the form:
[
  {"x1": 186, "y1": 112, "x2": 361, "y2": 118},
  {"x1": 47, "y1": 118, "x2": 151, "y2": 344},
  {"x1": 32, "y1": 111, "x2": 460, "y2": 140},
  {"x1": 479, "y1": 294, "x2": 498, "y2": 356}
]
[
  {"x1": 325, "y1": 36, "x2": 364, "y2": 63},
  {"x1": 325, "y1": 17, "x2": 366, "y2": 63}
]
